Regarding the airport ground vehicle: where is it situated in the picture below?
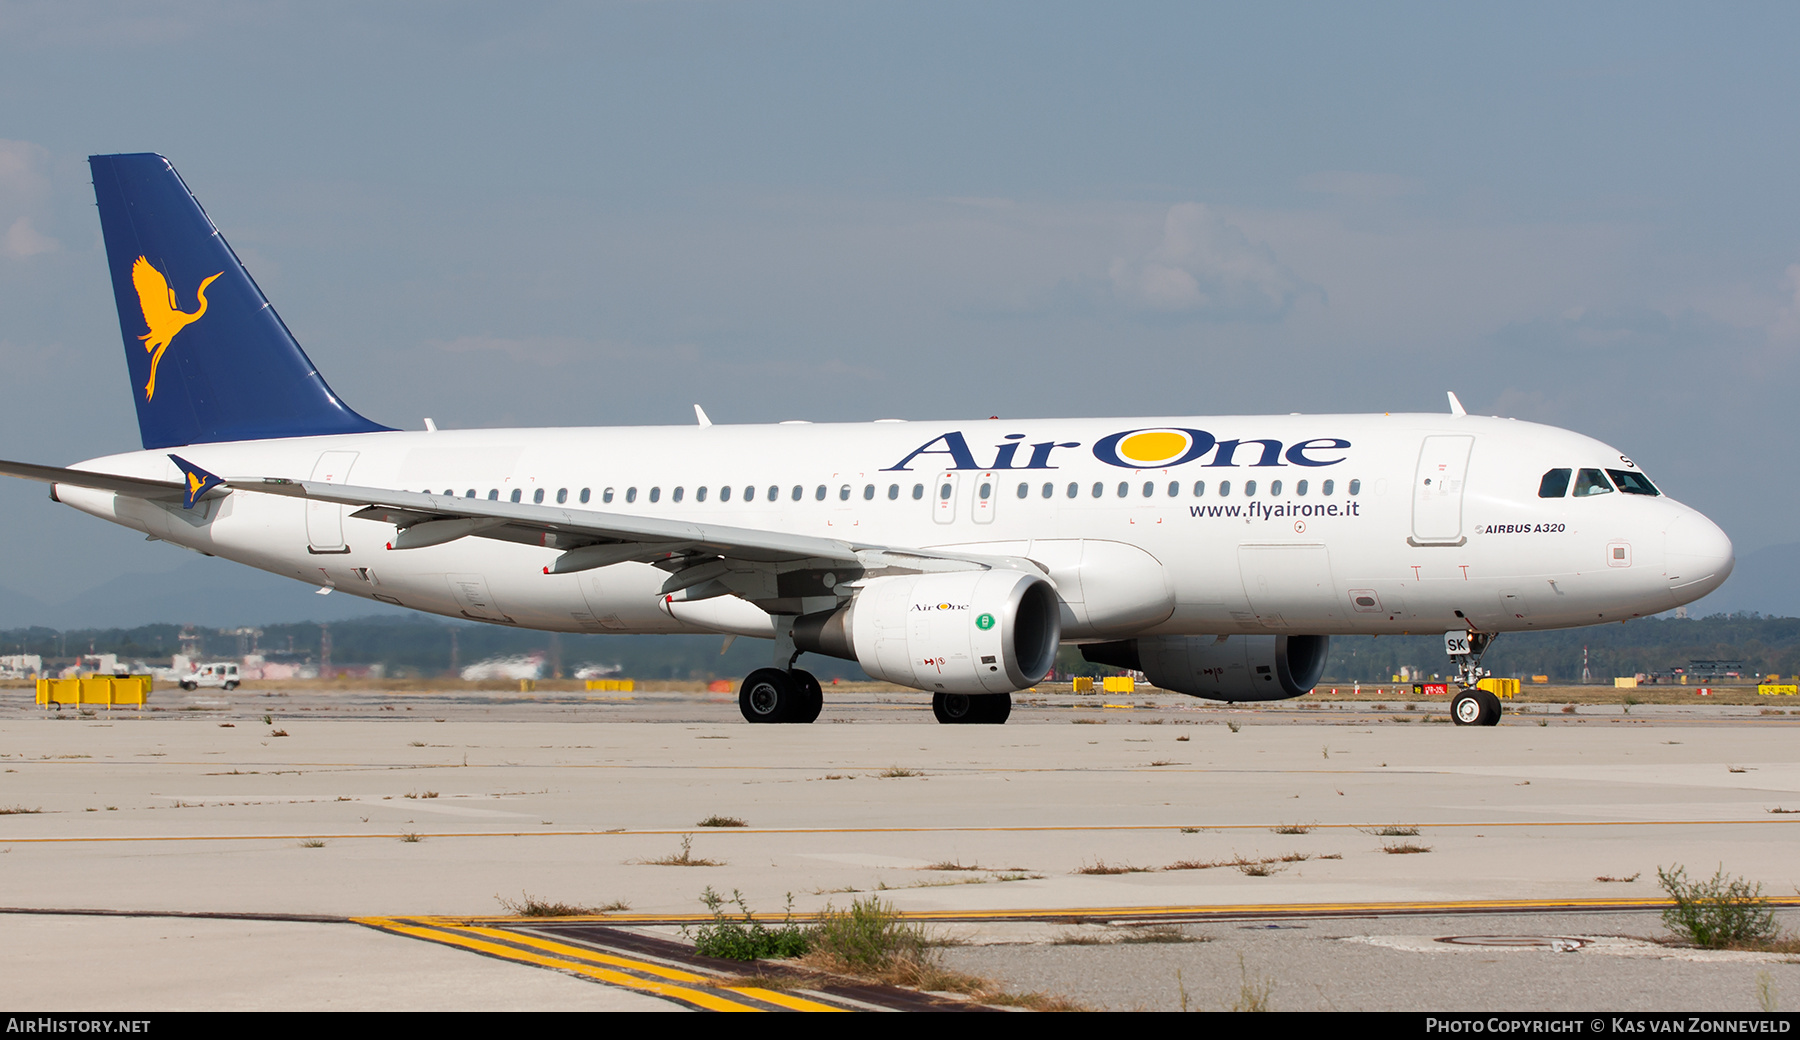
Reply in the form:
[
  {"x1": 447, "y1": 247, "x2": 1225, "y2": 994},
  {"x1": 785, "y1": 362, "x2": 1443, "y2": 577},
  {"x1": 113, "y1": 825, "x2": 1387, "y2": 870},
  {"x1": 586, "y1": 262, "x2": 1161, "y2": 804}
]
[
  {"x1": 0, "y1": 154, "x2": 1736, "y2": 725},
  {"x1": 178, "y1": 662, "x2": 241, "y2": 692}
]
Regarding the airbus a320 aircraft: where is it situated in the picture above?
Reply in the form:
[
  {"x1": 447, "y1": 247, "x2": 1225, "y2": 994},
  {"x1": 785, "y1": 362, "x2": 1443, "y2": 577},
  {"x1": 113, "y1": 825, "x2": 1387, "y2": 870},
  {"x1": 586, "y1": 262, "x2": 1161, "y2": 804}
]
[{"x1": 0, "y1": 154, "x2": 1736, "y2": 727}]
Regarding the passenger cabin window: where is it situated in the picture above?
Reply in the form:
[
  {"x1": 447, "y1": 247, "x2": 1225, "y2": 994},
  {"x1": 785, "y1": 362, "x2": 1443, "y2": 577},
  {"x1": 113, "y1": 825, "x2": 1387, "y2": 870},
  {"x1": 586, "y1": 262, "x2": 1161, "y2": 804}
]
[
  {"x1": 815, "y1": 485, "x2": 826, "y2": 501},
  {"x1": 533, "y1": 488, "x2": 544, "y2": 504},
  {"x1": 1192, "y1": 481, "x2": 1205, "y2": 497},
  {"x1": 768, "y1": 486, "x2": 779, "y2": 502},
  {"x1": 1296, "y1": 480, "x2": 1308, "y2": 496},
  {"x1": 1322, "y1": 479, "x2": 1335, "y2": 496},
  {"x1": 1219, "y1": 480, "x2": 1232, "y2": 497},
  {"x1": 1141, "y1": 481, "x2": 1154, "y2": 497},
  {"x1": 888, "y1": 484, "x2": 900, "y2": 500},
  {"x1": 839, "y1": 484, "x2": 851, "y2": 501},
  {"x1": 487, "y1": 489, "x2": 499, "y2": 500},
  {"x1": 1091, "y1": 482, "x2": 1103, "y2": 498},
  {"x1": 1067, "y1": 482, "x2": 1079, "y2": 498},
  {"x1": 465, "y1": 489, "x2": 476, "y2": 498},
  {"x1": 719, "y1": 486, "x2": 731, "y2": 502},
  {"x1": 649, "y1": 487, "x2": 661, "y2": 503},
  {"x1": 939, "y1": 483, "x2": 952, "y2": 501},
  {"x1": 864, "y1": 484, "x2": 876, "y2": 500},
  {"x1": 912, "y1": 484, "x2": 924, "y2": 500},
  {"x1": 556, "y1": 488, "x2": 568, "y2": 504},
  {"x1": 1573, "y1": 469, "x2": 1613, "y2": 497},
  {"x1": 791, "y1": 485, "x2": 803, "y2": 502},
  {"x1": 1116, "y1": 482, "x2": 1129, "y2": 498},
  {"x1": 1270, "y1": 479, "x2": 1282, "y2": 496},
  {"x1": 1607, "y1": 469, "x2": 1660, "y2": 496},
  {"x1": 1016, "y1": 482, "x2": 1029, "y2": 499},
  {"x1": 1244, "y1": 479, "x2": 1257, "y2": 496},
  {"x1": 1538, "y1": 468, "x2": 1571, "y2": 498},
  {"x1": 1167, "y1": 481, "x2": 1179, "y2": 497},
  {"x1": 1043, "y1": 483, "x2": 1055, "y2": 499},
  {"x1": 1348, "y1": 479, "x2": 1361, "y2": 495},
  {"x1": 510, "y1": 489, "x2": 522, "y2": 503},
  {"x1": 625, "y1": 487, "x2": 637, "y2": 503}
]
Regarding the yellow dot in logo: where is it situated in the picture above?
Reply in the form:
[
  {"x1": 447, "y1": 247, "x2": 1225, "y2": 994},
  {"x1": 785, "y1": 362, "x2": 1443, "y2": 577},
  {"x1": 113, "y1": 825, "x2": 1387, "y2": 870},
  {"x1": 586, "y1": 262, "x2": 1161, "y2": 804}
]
[{"x1": 1118, "y1": 430, "x2": 1190, "y2": 465}]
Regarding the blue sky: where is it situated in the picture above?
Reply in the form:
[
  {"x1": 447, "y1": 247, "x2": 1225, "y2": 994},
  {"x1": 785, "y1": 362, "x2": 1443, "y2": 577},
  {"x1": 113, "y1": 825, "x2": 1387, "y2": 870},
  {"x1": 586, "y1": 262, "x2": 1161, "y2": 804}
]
[{"x1": 0, "y1": 2, "x2": 1796, "y2": 618}]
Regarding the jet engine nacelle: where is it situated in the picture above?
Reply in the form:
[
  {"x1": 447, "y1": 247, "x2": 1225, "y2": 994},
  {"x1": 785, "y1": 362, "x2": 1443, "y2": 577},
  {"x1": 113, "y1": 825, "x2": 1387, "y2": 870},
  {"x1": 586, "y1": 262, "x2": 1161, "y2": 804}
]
[
  {"x1": 794, "y1": 570, "x2": 1061, "y2": 694},
  {"x1": 1082, "y1": 633, "x2": 1330, "y2": 702}
]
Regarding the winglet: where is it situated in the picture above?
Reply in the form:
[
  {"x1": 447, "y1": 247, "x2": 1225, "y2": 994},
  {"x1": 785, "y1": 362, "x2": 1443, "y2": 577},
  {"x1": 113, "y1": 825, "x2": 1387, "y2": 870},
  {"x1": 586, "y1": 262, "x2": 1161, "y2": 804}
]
[
  {"x1": 1446, "y1": 391, "x2": 1467, "y2": 417},
  {"x1": 694, "y1": 404, "x2": 713, "y2": 428},
  {"x1": 168, "y1": 454, "x2": 226, "y2": 509}
]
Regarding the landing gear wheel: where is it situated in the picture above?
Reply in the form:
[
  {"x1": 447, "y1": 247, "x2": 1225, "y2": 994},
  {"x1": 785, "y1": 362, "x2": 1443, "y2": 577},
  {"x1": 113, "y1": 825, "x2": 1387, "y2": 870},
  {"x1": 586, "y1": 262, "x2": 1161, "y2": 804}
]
[
  {"x1": 739, "y1": 668, "x2": 799, "y2": 724},
  {"x1": 1451, "y1": 689, "x2": 1502, "y2": 726},
  {"x1": 932, "y1": 691, "x2": 1012, "y2": 724},
  {"x1": 791, "y1": 669, "x2": 824, "y2": 724}
]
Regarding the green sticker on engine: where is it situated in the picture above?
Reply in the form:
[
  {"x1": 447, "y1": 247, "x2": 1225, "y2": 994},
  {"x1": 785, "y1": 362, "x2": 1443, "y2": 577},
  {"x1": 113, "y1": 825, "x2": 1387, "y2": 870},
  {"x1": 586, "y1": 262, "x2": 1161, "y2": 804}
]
[{"x1": 976, "y1": 613, "x2": 995, "y2": 630}]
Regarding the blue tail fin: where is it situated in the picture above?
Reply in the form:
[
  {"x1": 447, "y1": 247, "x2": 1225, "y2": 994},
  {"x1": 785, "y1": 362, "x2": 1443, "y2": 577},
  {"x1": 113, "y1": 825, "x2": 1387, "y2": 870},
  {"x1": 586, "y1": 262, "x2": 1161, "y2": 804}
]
[{"x1": 89, "y1": 153, "x2": 390, "y2": 449}]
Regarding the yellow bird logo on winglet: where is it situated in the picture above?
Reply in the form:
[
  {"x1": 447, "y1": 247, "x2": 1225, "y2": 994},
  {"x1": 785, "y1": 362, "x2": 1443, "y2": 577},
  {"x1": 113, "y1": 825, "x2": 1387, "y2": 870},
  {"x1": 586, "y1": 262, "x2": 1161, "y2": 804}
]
[{"x1": 131, "y1": 256, "x2": 222, "y2": 401}]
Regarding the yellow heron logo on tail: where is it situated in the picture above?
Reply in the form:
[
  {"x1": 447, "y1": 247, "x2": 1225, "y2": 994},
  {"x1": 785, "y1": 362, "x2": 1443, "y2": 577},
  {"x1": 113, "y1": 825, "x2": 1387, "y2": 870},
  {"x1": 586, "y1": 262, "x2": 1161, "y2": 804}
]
[{"x1": 131, "y1": 256, "x2": 221, "y2": 401}]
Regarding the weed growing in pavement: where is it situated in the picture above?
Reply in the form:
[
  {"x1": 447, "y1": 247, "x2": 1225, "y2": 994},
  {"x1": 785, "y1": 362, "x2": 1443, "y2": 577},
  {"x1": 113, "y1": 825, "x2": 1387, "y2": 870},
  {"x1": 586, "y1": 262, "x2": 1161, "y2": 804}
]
[
  {"x1": 0, "y1": 806, "x2": 42, "y2": 815},
  {"x1": 1382, "y1": 842, "x2": 1432, "y2": 855},
  {"x1": 1225, "y1": 721, "x2": 1240, "y2": 733},
  {"x1": 398, "y1": 832, "x2": 422, "y2": 843},
  {"x1": 1271, "y1": 823, "x2": 1313, "y2": 834},
  {"x1": 879, "y1": 767, "x2": 922, "y2": 778},
  {"x1": 642, "y1": 834, "x2": 721, "y2": 867},
  {"x1": 497, "y1": 892, "x2": 631, "y2": 916},
  {"x1": 299, "y1": 839, "x2": 326, "y2": 848},
  {"x1": 1596, "y1": 873, "x2": 1641, "y2": 883},
  {"x1": 686, "y1": 888, "x2": 811, "y2": 960},
  {"x1": 1074, "y1": 860, "x2": 1151, "y2": 875},
  {"x1": 1228, "y1": 954, "x2": 1274, "y2": 1012},
  {"x1": 698, "y1": 815, "x2": 747, "y2": 828},
  {"x1": 1657, "y1": 865, "x2": 1780, "y2": 948},
  {"x1": 1364, "y1": 825, "x2": 1420, "y2": 837}
]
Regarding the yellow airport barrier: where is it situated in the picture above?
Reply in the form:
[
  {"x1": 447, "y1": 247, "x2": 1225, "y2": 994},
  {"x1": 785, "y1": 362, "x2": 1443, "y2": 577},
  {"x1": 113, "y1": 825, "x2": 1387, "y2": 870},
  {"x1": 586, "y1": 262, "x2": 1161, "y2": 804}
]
[
  {"x1": 37, "y1": 675, "x2": 151, "y2": 707},
  {"x1": 1530, "y1": 675, "x2": 1550, "y2": 684},
  {"x1": 1476, "y1": 677, "x2": 1520, "y2": 699},
  {"x1": 1102, "y1": 675, "x2": 1135, "y2": 694},
  {"x1": 519, "y1": 679, "x2": 536, "y2": 693},
  {"x1": 584, "y1": 679, "x2": 635, "y2": 692},
  {"x1": 1071, "y1": 676, "x2": 1094, "y2": 693},
  {"x1": 1614, "y1": 677, "x2": 1638, "y2": 689},
  {"x1": 1757, "y1": 684, "x2": 1798, "y2": 696}
]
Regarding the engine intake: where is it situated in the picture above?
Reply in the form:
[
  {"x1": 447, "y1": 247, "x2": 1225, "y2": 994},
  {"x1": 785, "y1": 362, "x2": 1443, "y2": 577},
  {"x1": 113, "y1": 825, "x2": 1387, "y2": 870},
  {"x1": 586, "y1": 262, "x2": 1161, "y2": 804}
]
[
  {"x1": 1082, "y1": 634, "x2": 1329, "y2": 702},
  {"x1": 795, "y1": 570, "x2": 1060, "y2": 694}
]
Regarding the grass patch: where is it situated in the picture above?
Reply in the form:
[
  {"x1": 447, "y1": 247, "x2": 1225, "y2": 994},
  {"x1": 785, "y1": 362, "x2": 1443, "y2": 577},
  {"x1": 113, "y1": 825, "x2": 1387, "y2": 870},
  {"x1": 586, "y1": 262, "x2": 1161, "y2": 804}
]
[
  {"x1": 1365, "y1": 825, "x2": 1420, "y2": 837},
  {"x1": 923, "y1": 861, "x2": 985, "y2": 871},
  {"x1": 1229, "y1": 954, "x2": 1275, "y2": 1012},
  {"x1": 0, "y1": 806, "x2": 42, "y2": 815},
  {"x1": 1055, "y1": 925, "x2": 1207, "y2": 945},
  {"x1": 299, "y1": 839, "x2": 327, "y2": 848},
  {"x1": 1074, "y1": 860, "x2": 1151, "y2": 875},
  {"x1": 1382, "y1": 842, "x2": 1432, "y2": 854},
  {"x1": 399, "y1": 832, "x2": 422, "y2": 843},
  {"x1": 642, "y1": 834, "x2": 722, "y2": 867},
  {"x1": 1596, "y1": 873, "x2": 1641, "y2": 883},
  {"x1": 269, "y1": 729, "x2": 289, "y2": 737},
  {"x1": 698, "y1": 815, "x2": 747, "y2": 828},
  {"x1": 686, "y1": 888, "x2": 810, "y2": 960},
  {"x1": 879, "y1": 767, "x2": 922, "y2": 778},
  {"x1": 1225, "y1": 721, "x2": 1241, "y2": 732},
  {"x1": 1271, "y1": 823, "x2": 1313, "y2": 835},
  {"x1": 1147, "y1": 760, "x2": 1178, "y2": 767},
  {"x1": 1237, "y1": 861, "x2": 1283, "y2": 877},
  {"x1": 497, "y1": 892, "x2": 630, "y2": 916},
  {"x1": 1658, "y1": 865, "x2": 1780, "y2": 949}
]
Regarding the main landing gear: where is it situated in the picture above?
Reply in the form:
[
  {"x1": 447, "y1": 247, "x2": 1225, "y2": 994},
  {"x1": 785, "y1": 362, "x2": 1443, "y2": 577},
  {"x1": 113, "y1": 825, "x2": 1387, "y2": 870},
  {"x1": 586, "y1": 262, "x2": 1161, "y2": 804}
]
[
  {"x1": 1447, "y1": 630, "x2": 1502, "y2": 727},
  {"x1": 738, "y1": 668, "x2": 824, "y2": 724},
  {"x1": 932, "y1": 692, "x2": 1012, "y2": 725}
]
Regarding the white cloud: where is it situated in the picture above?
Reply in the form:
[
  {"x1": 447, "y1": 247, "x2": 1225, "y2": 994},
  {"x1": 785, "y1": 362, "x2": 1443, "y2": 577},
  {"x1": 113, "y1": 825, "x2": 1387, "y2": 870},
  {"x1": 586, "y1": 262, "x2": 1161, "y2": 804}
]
[
  {"x1": 0, "y1": 140, "x2": 58, "y2": 259},
  {"x1": 1107, "y1": 202, "x2": 1307, "y2": 319},
  {"x1": 3, "y1": 216, "x2": 56, "y2": 258}
]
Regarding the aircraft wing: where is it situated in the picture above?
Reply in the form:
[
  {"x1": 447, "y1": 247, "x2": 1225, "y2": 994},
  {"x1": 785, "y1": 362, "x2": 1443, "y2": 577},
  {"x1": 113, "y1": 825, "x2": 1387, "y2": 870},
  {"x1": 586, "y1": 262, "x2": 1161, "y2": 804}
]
[{"x1": 239, "y1": 476, "x2": 1021, "y2": 607}]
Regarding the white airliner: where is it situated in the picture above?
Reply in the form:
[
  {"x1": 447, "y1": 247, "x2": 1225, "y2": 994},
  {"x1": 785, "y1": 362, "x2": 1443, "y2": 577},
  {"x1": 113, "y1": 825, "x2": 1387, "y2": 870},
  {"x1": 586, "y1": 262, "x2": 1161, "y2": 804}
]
[{"x1": 0, "y1": 154, "x2": 1735, "y2": 727}]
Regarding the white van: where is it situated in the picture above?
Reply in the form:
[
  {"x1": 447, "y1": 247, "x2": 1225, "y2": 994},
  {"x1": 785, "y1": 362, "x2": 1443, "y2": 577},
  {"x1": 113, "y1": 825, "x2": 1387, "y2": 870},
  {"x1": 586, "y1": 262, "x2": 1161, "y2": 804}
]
[{"x1": 180, "y1": 662, "x2": 241, "y2": 691}]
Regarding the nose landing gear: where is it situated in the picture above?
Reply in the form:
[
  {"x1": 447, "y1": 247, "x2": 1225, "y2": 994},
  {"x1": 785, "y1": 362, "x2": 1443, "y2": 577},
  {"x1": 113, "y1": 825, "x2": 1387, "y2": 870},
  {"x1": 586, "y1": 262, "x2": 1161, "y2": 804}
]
[{"x1": 1447, "y1": 630, "x2": 1502, "y2": 726}]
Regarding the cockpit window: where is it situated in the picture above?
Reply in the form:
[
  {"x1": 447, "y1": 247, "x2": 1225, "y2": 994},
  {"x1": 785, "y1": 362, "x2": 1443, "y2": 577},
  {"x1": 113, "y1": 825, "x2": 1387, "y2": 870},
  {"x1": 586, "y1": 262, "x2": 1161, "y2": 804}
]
[
  {"x1": 1606, "y1": 469, "x2": 1660, "y2": 496},
  {"x1": 1538, "y1": 468, "x2": 1571, "y2": 498},
  {"x1": 1573, "y1": 468, "x2": 1613, "y2": 497}
]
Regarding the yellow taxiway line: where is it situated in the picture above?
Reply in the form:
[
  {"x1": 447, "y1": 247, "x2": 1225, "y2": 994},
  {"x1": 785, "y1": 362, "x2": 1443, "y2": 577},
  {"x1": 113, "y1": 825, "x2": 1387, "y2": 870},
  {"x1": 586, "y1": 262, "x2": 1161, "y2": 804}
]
[{"x1": 356, "y1": 916, "x2": 846, "y2": 1012}]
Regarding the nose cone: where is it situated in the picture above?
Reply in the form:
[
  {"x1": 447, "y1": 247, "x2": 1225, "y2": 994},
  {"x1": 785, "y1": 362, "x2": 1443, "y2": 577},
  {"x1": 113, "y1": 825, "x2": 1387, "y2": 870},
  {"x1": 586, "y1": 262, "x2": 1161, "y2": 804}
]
[{"x1": 1666, "y1": 511, "x2": 1735, "y2": 603}]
